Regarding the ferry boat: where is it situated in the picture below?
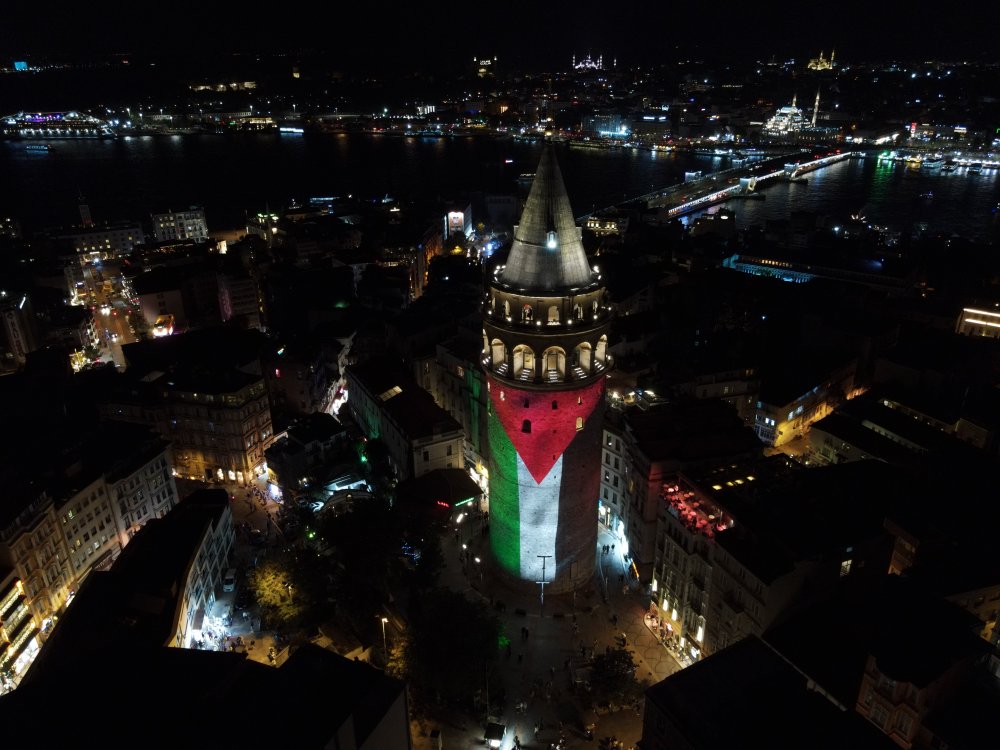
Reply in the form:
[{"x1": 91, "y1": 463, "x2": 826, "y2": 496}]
[
  {"x1": 922, "y1": 157, "x2": 943, "y2": 169},
  {"x1": 25, "y1": 143, "x2": 52, "y2": 152},
  {"x1": 968, "y1": 162, "x2": 983, "y2": 174}
]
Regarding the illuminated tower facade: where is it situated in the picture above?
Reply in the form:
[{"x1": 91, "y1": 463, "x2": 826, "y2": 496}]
[{"x1": 482, "y1": 146, "x2": 611, "y2": 594}]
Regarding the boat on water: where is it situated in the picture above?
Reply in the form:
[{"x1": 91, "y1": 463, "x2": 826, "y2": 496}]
[
  {"x1": 25, "y1": 143, "x2": 52, "y2": 152},
  {"x1": 922, "y1": 157, "x2": 943, "y2": 169},
  {"x1": 941, "y1": 165, "x2": 956, "y2": 172},
  {"x1": 968, "y1": 163, "x2": 983, "y2": 174},
  {"x1": 919, "y1": 192, "x2": 934, "y2": 199}
]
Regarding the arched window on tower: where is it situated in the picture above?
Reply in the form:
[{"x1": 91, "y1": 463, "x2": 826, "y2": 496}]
[{"x1": 522, "y1": 420, "x2": 532, "y2": 433}]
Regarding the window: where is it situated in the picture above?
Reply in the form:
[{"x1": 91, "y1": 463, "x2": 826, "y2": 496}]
[
  {"x1": 871, "y1": 704, "x2": 889, "y2": 729},
  {"x1": 522, "y1": 420, "x2": 531, "y2": 433},
  {"x1": 894, "y1": 713, "x2": 912, "y2": 736},
  {"x1": 840, "y1": 559, "x2": 852, "y2": 577},
  {"x1": 576, "y1": 417, "x2": 584, "y2": 431},
  {"x1": 446, "y1": 444, "x2": 453, "y2": 456},
  {"x1": 551, "y1": 400, "x2": 558, "y2": 410}
]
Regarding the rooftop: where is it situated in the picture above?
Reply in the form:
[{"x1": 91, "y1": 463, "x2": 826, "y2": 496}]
[
  {"x1": 348, "y1": 357, "x2": 463, "y2": 439},
  {"x1": 497, "y1": 145, "x2": 597, "y2": 293},
  {"x1": 644, "y1": 635, "x2": 897, "y2": 750},
  {"x1": 623, "y1": 400, "x2": 763, "y2": 467},
  {"x1": 21, "y1": 489, "x2": 230, "y2": 685}
]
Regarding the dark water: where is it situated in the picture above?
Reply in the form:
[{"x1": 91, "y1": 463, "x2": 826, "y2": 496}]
[
  {"x1": 2, "y1": 135, "x2": 998, "y2": 241},
  {"x1": 0, "y1": 135, "x2": 705, "y2": 232},
  {"x1": 694, "y1": 154, "x2": 1000, "y2": 241}
]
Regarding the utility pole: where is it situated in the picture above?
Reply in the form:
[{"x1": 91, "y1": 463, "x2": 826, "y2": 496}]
[{"x1": 536, "y1": 555, "x2": 552, "y2": 617}]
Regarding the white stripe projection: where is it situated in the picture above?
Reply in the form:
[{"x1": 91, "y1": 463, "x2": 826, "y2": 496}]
[{"x1": 517, "y1": 454, "x2": 561, "y2": 581}]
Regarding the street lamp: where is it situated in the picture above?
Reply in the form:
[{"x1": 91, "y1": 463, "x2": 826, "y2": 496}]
[{"x1": 379, "y1": 616, "x2": 388, "y2": 660}]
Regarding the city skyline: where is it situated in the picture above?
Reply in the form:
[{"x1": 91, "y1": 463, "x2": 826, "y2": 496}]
[{"x1": 3, "y1": 1, "x2": 996, "y2": 69}]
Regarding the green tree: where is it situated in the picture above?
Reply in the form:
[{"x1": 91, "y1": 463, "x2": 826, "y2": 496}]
[
  {"x1": 407, "y1": 534, "x2": 444, "y2": 591},
  {"x1": 321, "y1": 498, "x2": 401, "y2": 635},
  {"x1": 249, "y1": 548, "x2": 331, "y2": 630},
  {"x1": 401, "y1": 588, "x2": 500, "y2": 710},
  {"x1": 588, "y1": 646, "x2": 645, "y2": 708},
  {"x1": 250, "y1": 550, "x2": 306, "y2": 628}
]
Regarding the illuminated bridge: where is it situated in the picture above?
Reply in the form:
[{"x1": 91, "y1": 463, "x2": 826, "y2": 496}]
[{"x1": 579, "y1": 151, "x2": 858, "y2": 222}]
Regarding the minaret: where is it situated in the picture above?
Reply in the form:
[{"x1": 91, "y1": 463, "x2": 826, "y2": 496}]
[
  {"x1": 482, "y1": 145, "x2": 611, "y2": 594},
  {"x1": 830, "y1": 49, "x2": 836, "y2": 67},
  {"x1": 791, "y1": 92, "x2": 798, "y2": 108},
  {"x1": 812, "y1": 88, "x2": 820, "y2": 128}
]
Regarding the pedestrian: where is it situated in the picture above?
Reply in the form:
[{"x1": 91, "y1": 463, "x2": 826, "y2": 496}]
[{"x1": 611, "y1": 544, "x2": 615, "y2": 553}]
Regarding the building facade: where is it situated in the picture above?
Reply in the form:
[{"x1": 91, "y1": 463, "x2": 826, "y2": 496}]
[
  {"x1": 346, "y1": 359, "x2": 465, "y2": 481},
  {"x1": 56, "y1": 222, "x2": 145, "y2": 262},
  {"x1": 151, "y1": 207, "x2": 210, "y2": 243},
  {"x1": 102, "y1": 375, "x2": 273, "y2": 483},
  {"x1": 482, "y1": 146, "x2": 612, "y2": 593},
  {"x1": 0, "y1": 570, "x2": 41, "y2": 691}
]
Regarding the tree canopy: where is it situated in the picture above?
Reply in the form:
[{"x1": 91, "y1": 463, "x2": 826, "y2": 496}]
[
  {"x1": 394, "y1": 588, "x2": 500, "y2": 710},
  {"x1": 588, "y1": 646, "x2": 645, "y2": 707}
]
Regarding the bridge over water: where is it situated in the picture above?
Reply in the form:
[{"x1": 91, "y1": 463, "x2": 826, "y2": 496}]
[{"x1": 578, "y1": 151, "x2": 860, "y2": 223}]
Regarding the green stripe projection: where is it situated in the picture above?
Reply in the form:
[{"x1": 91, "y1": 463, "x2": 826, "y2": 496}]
[{"x1": 488, "y1": 407, "x2": 520, "y2": 576}]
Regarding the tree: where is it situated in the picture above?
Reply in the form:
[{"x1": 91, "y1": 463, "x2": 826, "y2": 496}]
[
  {"x1": 588, "y1": 646, "x2": 644, "y2": 708},
  {"x1": 400, "y1": 588, "x2": 500, "y2": 710},
  {"x1": 249, "y1": 548, "x2": 331, "y2": 630},
  {"x1": 406, "y1": 533, "x2": 444, "y2": 592},
  {"x1": 320, "y1": 498, "x2": 401, "y2": 636}
]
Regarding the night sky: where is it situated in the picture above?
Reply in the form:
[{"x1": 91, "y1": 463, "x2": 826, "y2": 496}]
[{"x1": 2, "y1": 0, "x2": 994, "y2": 69}]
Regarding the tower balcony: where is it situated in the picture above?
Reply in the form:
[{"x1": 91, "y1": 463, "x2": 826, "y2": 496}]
[
  {"x1": 481, "y1": 350, "x2": 613, "y2": 388},
  {"x1": 483, "y1": 304, "x2": 613, "y2": 335}
]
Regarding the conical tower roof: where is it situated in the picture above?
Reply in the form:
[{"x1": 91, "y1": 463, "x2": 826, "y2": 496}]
[{"x1": 498, "y1": 145, "x2": 596, "y2": 292}]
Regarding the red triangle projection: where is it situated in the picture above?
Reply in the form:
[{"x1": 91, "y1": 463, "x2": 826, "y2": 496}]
[{"x1": 488, "y1": 376, "x2": 606, "y2": 484}]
